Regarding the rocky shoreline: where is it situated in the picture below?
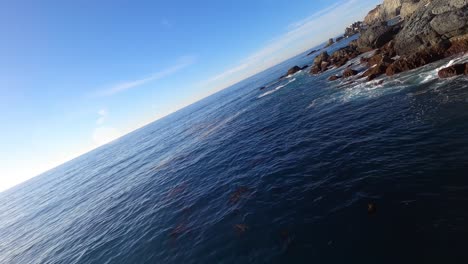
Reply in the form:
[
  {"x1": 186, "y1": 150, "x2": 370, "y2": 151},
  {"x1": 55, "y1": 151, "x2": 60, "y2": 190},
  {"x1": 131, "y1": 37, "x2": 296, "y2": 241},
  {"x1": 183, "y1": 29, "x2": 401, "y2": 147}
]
[{"x1": 284, "y1": 0, "x2": 468, "y2": 83}]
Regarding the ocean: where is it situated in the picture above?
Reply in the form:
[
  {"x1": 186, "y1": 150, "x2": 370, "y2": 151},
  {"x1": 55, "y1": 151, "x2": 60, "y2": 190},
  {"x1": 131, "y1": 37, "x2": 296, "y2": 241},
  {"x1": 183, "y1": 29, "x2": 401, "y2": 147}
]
[{"x1": 1, "y1": 37, "x2": 468, "y2": 263}]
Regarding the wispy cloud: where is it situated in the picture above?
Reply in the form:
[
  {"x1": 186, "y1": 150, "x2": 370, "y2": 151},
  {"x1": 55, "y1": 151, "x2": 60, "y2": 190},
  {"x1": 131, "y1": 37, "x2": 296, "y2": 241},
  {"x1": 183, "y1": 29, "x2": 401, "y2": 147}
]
[
  {"x1": 197, "y1": 0, "x2": 379, "y2": 93},
  {"x1": 93, "y1": 56, "x2": 196, "y2": 97},
  {"x1": 96, "y1": 108, "x2": 108, "y2": 125}
]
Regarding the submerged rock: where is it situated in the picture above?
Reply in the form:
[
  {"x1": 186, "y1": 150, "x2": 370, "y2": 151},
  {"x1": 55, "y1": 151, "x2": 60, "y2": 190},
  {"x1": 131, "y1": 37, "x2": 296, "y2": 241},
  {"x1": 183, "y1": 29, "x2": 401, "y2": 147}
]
[
  {"x1": 328, "y1": 75, "x2": 341, "y2": 81},
  {"x1": 438, "y1": 63, "x2": 467, "y2": 78},
  {"x1": 343, "y1": 68, "x2": 358, "y2": 78}
]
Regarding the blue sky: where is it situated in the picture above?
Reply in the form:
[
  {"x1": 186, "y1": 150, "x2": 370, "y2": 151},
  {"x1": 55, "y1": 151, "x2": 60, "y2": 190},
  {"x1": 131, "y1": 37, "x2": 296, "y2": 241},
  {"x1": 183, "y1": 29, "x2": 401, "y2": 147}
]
[{"x1": 0, "y1": 0, "x2": 380, "y2": 192}]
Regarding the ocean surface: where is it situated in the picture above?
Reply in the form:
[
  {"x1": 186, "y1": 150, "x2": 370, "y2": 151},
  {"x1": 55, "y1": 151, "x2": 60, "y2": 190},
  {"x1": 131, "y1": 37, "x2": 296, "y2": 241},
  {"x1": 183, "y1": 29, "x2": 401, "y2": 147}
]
[{"x1": 1, "y1": 37, "x2": 468, "y2": 264}]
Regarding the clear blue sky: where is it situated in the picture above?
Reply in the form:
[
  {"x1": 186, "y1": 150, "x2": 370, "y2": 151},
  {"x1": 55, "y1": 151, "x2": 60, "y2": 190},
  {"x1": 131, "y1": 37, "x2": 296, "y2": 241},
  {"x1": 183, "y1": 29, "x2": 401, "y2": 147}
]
[{"x1": 0, "y1": 0, "x2": 380, "y2": 192}]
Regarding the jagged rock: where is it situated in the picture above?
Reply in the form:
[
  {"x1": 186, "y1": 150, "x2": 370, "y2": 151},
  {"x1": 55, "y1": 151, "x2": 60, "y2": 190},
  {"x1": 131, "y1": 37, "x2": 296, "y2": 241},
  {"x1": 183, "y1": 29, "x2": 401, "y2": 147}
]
[
  {"x1": 310, "y1": 65, "x2": 321, "y2": 74},
  {"x1": 287, "y1": 66, "x2": 302, "y2": 75},
  {"x1": 365, "y1": 5, "x2": 383, "y2": 25},
  {"x1": 393, "y1": 0, "x2": 468, "y2": 56},
  {"x1": 314, "y1": 52, "x2": 329, "y2": 67},
  {"x1": 344, "y1": 21, "x2": 366, "y2": 37},
  {"x1": 329, "y1": 46, "x2": 361, "y2": 67},
  {"x1": 321, "y1": 61, "x2": 329, "y2": 71},
  {"x1": 386, "y1": 47, "x2": 445, "y2": 76},
  {"x1": 328, "y1": 75, "x2": 341, "y2": 81},
  {"x1": 401, "y1": 0, "x2": 423, "y2": 19},
  {"x1": 343, "y1": 68, "x2": 358, "y2": 78},
  {"x1": 438, "y1": 63, "x2": 467, "y2": 78},
  {"x1": 357, "y1": 22, "x2": 401, "y2": 51}
]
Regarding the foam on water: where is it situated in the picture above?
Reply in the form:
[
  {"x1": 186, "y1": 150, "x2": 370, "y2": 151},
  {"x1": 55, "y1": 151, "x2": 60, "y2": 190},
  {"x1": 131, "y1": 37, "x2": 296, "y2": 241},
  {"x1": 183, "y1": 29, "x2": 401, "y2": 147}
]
[{"x1": 258, "y1": 78, "x2": 296, "y2": 98}]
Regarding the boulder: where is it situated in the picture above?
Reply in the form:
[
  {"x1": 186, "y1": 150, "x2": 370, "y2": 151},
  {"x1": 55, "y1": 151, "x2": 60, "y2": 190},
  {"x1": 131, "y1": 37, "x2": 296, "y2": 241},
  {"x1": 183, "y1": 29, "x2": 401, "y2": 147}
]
[
  {"x1": 310, "y1": 65, "x2": 321, "y2": 74},
  {"x1": 314, "y1": 52, "x2": 329, "y2": 66},
  {"x1": 329, "y1": 46, "x2": 361, "y2": 67},
  {"x1": 438, "y1": 63, "x2": 467, "y2": 78},
  {"x1": 386, "y1": 48, "x2": 445, "y2": 76},
  {"x1": 357, "y1": 22, "x2": 401, "y2": 51},
  {"x1": 328, "y1": 75, "x2": 341, "y2": 81},
  {"x1": 343, "y1": 68, "x2": 358, "y2": 78},
  {"x1": 287, "y1": 66, "x2": 302, "y2": 76}
]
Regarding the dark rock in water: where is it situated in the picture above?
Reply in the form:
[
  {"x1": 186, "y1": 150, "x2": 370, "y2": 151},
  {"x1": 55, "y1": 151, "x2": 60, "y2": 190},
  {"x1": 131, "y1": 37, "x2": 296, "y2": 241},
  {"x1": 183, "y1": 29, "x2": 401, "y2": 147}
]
[
  {"x1": 357, "y1": 21, "x2": 401, "y2": 51},
  {"x1": 393, "y1": 0, "x2": 468, "y2": 56},
  {"x1": 306, "y1": 49, "x2": 319, "y2": 56},
  {"x1": 438, "y1": 63, "x2": 467, "y2": 78},
  {"x1": 287, "y1": 66, "x2": 302, "y2": 76},
  {"x1": 325, "y1": 38, "x2": 335, "y2": 47},
  {"x1": 336, "y1": 36, "x2": 344, "y2": 42},
  {"x1": 314, "y1": 52, "x2": 330, "y2": 67},
  {"x1": 329, "y1": 46, "x2": 361, "y2": 68},
  {"x1": 386, "y1": 47, "x2": 445, "y2": 76},
  {"x1": 310, "y1": 65, "x2": 321, "y2": 75},
  {"x1": 259, "y1": 86, "x2": 266, "y2": 90},
  {"x1": 363, "y1": 63, "x2": 388, "y2": 81},
  {"x1": 343, "y1": 68, "x2": 358, "y2": 78},
  {"x1": 280, "y1": 65, "x2": 308, "y2": 79},
  {"x1": 328, "y1": 75, "x2": 341, "y2": 81},
  {"x1": 368, "y1": 202, "x2": 377, "y2": 214}
]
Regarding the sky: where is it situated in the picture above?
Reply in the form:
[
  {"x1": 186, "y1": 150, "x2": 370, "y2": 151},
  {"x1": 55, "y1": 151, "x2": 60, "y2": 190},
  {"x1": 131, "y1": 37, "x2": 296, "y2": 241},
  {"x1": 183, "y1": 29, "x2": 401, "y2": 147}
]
[{"x1": 0, "y1": 0, "x2": 380, "y2": 192}]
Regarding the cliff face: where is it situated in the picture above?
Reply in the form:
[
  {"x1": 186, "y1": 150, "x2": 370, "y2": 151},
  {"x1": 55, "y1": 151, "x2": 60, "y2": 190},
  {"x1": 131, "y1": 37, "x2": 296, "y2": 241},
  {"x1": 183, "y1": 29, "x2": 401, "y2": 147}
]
[{"x1": 364, "y1": 0, "x2": 424, "y2": 24}]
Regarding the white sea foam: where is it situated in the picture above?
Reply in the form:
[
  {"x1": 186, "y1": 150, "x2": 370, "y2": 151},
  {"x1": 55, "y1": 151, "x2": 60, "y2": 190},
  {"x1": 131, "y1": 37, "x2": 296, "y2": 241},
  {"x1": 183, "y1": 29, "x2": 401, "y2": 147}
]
[{"x1": 258, "y1": 78, "x2": 296, "y2": 98}]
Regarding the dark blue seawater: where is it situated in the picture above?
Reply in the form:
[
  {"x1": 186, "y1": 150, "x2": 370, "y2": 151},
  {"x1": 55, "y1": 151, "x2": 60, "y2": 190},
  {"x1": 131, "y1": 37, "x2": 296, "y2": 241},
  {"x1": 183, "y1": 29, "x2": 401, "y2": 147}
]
[{"x1": 1, "y1": 38, "x2": 468, "y2": 263}]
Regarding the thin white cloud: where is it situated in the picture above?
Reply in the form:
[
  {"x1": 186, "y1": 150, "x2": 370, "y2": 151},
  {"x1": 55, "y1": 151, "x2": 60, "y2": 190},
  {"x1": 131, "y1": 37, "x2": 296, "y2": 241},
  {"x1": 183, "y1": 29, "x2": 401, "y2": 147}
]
[
  {"x1": 197, "y1": 0, "x2": 379, "y2": 93},
  {"x1": 93, "y1": 55, "x2": 196, "y2": 97},
  {"x1": 92, "y1": 126, "x2": 122, "y2": 146},
  {"x1": 96, "y1": 108, "x2": 108, "y2": 125}
]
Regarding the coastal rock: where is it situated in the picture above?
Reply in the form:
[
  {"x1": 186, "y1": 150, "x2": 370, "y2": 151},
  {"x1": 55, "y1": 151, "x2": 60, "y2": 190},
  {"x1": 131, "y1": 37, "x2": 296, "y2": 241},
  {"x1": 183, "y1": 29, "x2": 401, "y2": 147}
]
[
  {"x1": 344, "y1": 21, "x2": 366, "y2": 38},
  {"x1": 364, "y1": 5, "x2": 383, "y2": 25},
  {"x1": 329, "y1": 46, "x2": 361, "y2": 67},
  {"x1": 310, "y1": 65, "x2": 321, "y2": 74},
  {"x1": 400, "y1": 0, "x2": 423, "y2": 19},
  {"x1": 393, "y1": 0, "x2": 468, "y2": 55},
  {"x1": 321, "y1": 61, "x2": 329, "y2": 72},
  {"x1": 386, "y1": 48, "x2": 445, "y2": 76},
  {"x1": 336, "y1": 36, "x2": 344, "y2": 42},
  {"x1": 287, "y1": 66, "x2": 302, "y2": 76},
  {"x1": 445, "y1": 35, "x2": 468, "y2": 56},
  {"x1": 357, "y1": 22, "x2": 401, "y2": 51},
  {"x1": 328, "y1": 75, "x2": 341, "y2": 81},
  {"x1": 314, "y1": 52, "x2": 329, "y2": 67},
  {"x1": 343, "y1": 68, "x2": 358, "y2": 78},
  {"x1": 438, "y1": 63, "x2": 467, "y2": 78},
  {"x1": 306, "y1": 49, "x2": 319, "y2": 56},
  {"x1": 325, "y1": 38, "x2": 335, "y2": 47}
]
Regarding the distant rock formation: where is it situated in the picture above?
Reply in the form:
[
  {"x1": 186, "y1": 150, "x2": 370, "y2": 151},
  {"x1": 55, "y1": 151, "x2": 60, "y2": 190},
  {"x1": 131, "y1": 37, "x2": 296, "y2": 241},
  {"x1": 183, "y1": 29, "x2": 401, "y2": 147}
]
[
  {"x1": 344, "y1": 21, "x2": 366, "y2": 38},
  {"x1": 325, "y1": 38, "x2": 334, "y2": 47}
]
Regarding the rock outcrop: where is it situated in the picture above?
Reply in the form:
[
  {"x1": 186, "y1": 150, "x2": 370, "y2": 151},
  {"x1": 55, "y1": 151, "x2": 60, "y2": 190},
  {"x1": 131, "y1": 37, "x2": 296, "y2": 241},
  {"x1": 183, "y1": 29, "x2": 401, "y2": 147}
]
[
  {"x1": 364, "y1": 5, "x2": 382, "y2": 25},
  {"x1": 344, "y1": 21, "x2": 366, "y2": 37},
  {"x1": 394, "y1": 0, "x2": 468, "y2": 55},
  {"x1": 356, "y1": 22, "x2": 401, "y2": 51},
  {"x1": 343, "y1": 68, "x2": 358, "y2": 78},
  {"x1": 325, "y1": 38, "x2": 335, "y2": 47},
  {"x1": 438, "y1": 63, "x2": 468, "y2": 78}
]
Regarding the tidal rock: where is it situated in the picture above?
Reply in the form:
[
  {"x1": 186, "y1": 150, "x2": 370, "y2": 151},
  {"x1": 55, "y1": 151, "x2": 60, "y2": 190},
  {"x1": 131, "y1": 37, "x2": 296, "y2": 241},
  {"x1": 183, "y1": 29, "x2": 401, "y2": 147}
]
[
  {"x1": 438, "y1": 63, "x2": 467, "y2": 78},
  {"x1": 328, "y1": 75, "x2": 341, "y2": 81},
  {"x1": 306, "y1": 49, "x2": 319, "y2": 56},
  {"x1": 336, "y1": 36, "x2": 344, "y2": 42},
  {"x1": 329, "y1": 46, "x2": 361, "y2": 67},
  {"x1": 310, "y1": 65, "x2": 321, "y2": 74},
  {"x1": 386, "y1": 48, "x2": 445, "y2": 76},
  {"x1": 325, "y1": 38, "x2": 335, "y2": 47},
  {"x1": 343, "y1": 68, "x2": 358, "y2": 78},
  {"x1": 314, "y1": 52, "x2": 329, "y2": 67}
]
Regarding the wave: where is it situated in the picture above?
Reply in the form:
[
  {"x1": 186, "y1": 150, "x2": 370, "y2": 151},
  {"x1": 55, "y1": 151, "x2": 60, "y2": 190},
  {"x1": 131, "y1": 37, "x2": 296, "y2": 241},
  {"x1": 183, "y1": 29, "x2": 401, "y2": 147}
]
[{"x1": 258, "y1": 78, "x2": 297, "y2": 98}]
